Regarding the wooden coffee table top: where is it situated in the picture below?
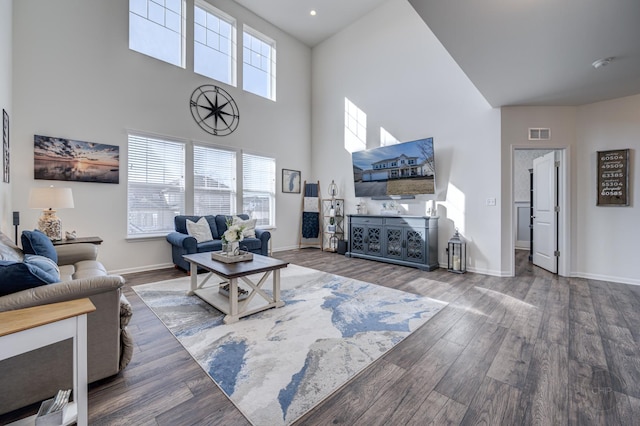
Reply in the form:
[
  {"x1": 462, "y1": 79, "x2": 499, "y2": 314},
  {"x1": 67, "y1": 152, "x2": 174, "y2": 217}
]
[{"x1": 183, "y1": 252, "x2": 289, "y2": 279}]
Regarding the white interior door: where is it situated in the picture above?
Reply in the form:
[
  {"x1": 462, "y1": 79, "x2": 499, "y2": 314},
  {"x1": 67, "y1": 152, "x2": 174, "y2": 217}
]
[{"x1": 532, "y1": 151, "x2": 557, "y2": 273}]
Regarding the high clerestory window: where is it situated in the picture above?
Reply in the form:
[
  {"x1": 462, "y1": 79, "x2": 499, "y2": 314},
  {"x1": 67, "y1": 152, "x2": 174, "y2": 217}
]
[
  {"x1": 194, "y1": 1, "x2": 236, "y2": 86},
  {"x1": 243, "y1": 26, "x2": 276, "y2": 101},
  {"x1": 129, "y1": 0, "x2": 186, "y2": 68}
]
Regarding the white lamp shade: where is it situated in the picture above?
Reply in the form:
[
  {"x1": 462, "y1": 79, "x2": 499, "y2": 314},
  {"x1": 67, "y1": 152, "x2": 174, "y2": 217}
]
[{"x1": 28, "y1": 187, "x2": 75, "y2": 209}]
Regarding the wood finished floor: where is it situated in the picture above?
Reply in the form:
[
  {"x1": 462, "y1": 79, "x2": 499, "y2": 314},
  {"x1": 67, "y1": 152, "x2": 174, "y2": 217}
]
[{"x1": 3, "y1": 249, "x2": 640, "y2": 425}]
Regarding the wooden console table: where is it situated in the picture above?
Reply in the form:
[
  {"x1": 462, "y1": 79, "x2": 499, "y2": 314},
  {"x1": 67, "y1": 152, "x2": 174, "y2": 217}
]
[
  {"x1": 0, "y1": 299, "x2": 96, "y2": 426},
  {"x1": 347, "y1": 214, "x2": 439, "y2": 271}
]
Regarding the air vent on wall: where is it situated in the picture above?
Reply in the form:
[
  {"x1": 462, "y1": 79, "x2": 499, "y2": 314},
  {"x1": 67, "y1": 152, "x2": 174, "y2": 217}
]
[{"x1": 529, "y1": 128, "x2": 551, "y2": 140}]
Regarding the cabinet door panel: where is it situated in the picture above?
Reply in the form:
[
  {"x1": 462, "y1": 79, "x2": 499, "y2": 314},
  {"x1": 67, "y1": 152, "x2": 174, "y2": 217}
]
[
  {"x1": 404, "y1": 228, "x2": 426, "y2": 263},
  {"x1": 384, "y1": 226, "x2": 403, "y2": 259},
  {"x1": 366, "y1": 226, "x2": 382, "y2": 255},
  {"x1": 351, "y1": 226, "x2": 365, "y2": 254}
]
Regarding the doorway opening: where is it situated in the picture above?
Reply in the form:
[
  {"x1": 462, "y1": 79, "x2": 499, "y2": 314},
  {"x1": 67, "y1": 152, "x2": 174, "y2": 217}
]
[{"x1": 512, "y1": 147, "x2": 569, "y2": 277}]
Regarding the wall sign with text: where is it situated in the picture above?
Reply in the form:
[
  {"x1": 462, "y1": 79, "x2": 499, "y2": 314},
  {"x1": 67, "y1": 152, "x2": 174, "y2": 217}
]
[{"x1": 597, "y1": 149, "x2": 630, "y2": 206}]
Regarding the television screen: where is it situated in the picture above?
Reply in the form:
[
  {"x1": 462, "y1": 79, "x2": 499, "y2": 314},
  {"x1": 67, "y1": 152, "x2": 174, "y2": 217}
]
[{"x1": 352, "y1": 137, "x2": 435, "y2": 197}]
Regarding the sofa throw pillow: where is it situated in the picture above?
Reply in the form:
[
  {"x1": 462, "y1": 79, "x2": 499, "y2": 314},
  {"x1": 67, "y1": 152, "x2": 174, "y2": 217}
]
[
  {"x1": 0, "y1": 231, "x2": 24, "y2": 262},
  {"x1": 0, "y1": 260, "x2": 59, "y2": 297},
  {"x1": 24, "y1": 254, "x2": 61, "y2": 282},
  {"x1": 21, "y1": 229, "x2": 58, "y2": 263},
  {"x1": 233, "y1": 216, "x2": 257, "y2": 238},
  {"x1": 186, "y1": 217, "x2": 214, "y2": 243}
]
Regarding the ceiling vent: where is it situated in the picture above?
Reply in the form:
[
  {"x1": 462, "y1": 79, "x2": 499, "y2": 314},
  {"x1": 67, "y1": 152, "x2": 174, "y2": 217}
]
[{"x1": 529, "y1": 128, "x2": 551, "y2": 140}]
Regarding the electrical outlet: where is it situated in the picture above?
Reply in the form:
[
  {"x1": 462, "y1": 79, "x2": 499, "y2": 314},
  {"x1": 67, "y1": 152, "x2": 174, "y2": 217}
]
[{"x1": 486, "y1": 198, "x2": 496, "y2": 206}]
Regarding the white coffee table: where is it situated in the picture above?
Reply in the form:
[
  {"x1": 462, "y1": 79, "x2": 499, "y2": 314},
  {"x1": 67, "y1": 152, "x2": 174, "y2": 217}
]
[{"x1": 183, "y1": 252, "x2": 289, "y2": 324}]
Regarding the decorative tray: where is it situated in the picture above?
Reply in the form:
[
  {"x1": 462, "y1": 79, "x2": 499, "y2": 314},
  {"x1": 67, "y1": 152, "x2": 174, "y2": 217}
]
[{"x1": 211, "y1": 250, "x2": 254, "y2": 263}]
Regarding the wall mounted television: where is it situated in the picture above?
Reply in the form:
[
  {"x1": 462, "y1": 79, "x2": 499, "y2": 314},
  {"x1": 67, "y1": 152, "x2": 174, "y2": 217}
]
[{"x1": 352, "y1": 137, "x2": 435, "y2": 198}]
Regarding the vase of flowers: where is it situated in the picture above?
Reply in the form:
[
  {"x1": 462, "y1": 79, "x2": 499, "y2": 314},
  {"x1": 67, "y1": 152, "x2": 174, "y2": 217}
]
[{"x1": 222, "y1": 218, "x2": 245, "y2": 256}]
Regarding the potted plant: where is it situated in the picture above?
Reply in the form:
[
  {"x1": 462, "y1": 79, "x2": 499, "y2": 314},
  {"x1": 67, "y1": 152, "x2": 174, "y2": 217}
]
[{"x1": 327, "y1": 216, "x2": 337, "y2": 233}]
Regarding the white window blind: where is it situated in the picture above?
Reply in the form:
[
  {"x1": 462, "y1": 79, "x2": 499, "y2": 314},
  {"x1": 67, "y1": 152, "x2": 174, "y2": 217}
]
[
  {"x1": 242, "y1": 153, "x2": 275, "y2": 227},
  {"x1": 127, "y1": 134, "x2": 185, "y2": 237},
  {"x1": 194, "y1": 145, "x2": 236, "y2": 216},
  {"x1": 194, "y1": 1, "x2": 236, "y2": 86}
]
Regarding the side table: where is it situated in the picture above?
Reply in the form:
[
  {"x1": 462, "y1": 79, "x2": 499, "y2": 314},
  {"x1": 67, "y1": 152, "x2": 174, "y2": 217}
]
[
  {"x1": 0, "y1": 299, "x2": 96, "y2": 426},
  {"x1": 52, "y1": 236, "x2": 103, "y2": 246}
]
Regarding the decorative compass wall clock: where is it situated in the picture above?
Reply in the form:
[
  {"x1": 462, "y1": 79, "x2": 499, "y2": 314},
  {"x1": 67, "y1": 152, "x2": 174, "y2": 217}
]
[{"x1": 190, "y1": 84, "x2": 240, "y2": 136}]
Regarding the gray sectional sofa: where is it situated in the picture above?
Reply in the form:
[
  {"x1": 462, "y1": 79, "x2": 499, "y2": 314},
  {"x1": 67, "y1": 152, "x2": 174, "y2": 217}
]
[{"x1": 0, "y1": 231, "x2": 132, "y2": 415}]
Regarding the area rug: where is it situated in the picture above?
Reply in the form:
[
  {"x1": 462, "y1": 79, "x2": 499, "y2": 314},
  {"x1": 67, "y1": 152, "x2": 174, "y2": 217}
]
[{"x1": 133, "y1": 264, "x2": 447, "y2": 425}]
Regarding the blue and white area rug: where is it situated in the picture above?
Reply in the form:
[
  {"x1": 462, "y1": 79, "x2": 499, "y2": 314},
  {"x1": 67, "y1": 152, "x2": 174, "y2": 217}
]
[{"x1": 133, "y1": 264, "x2": 447, "y2": 426}]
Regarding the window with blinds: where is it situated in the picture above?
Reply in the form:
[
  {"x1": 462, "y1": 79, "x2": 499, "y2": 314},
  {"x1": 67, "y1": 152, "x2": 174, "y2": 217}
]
[
  {"x1": 127, "y1": 134, "x2": 185, "y2": 237},
  {"x1": 242, "y1": 153, "x2": 275, "y2": 227},
  {"x1": 194, "y1": 145, "x2": 236, "y2": 216}
]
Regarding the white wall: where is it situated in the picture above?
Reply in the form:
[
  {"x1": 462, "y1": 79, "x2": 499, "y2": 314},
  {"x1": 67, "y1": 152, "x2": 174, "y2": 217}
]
[
  {"x1": 311, "y1": 0, "x2": 503, "y2": 274},
  {"x1": 501, "y1": 99, "x2": 640, "y2": 285},
  {"x1": 11, "y1": 0, "x2": 311, "y2": 273},
  {"x1": 0, "y1": 0, "x2": 11, "y2": 234},
  {"x1": 575, "y1": 94, "x2": 640, "y2": 284},
  {"x1": 501, "y1": 107, "x2": 577, "y2": 276}
]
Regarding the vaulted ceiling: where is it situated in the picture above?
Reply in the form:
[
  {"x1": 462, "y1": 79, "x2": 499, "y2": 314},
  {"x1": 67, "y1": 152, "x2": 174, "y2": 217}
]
[{"x1": 233, "y1": 0, "x2": 640, "y2": 107}]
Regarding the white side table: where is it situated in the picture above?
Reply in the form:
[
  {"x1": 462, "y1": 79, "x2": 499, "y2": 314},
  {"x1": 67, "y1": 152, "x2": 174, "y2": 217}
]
[{"x1": 0, "y1": 298, "x2": 96, "y2": 426}]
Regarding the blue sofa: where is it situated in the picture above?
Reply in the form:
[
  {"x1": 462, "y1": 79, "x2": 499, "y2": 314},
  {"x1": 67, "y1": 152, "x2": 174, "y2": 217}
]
[{"x1": 166, "y1": 214, "x2": 271, "y2": 271}]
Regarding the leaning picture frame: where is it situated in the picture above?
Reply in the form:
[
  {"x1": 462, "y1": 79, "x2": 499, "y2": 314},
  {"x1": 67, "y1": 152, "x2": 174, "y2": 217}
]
[{"x1": 282, "y1": 169, "x2": 301, "y2": 193}]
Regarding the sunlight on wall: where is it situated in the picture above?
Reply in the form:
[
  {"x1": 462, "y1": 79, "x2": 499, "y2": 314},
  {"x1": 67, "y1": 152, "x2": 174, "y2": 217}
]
[
  {"x1": 446, "y1": 182, "x2": 466, "y2": 234},
  {"x1": 344, "y1": 98, "x2": 366, "y2": 153},
  {"x1": 380, "y1": 127, "x2": 398, "y2": 146}
]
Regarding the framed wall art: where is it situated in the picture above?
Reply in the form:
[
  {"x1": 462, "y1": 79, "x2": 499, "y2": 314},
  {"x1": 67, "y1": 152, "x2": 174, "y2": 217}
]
[
  {"x1": 34, "y1": 134, "x2": 120, "y2": 184},
  {"x1": 597, "y1": 148, "x2": 629, "y2": 206},
  {"x1": 2, "y1": 109, "x2": 8, "y2": 183},
  {"x1": 282, "y1": 168, "x2": 301, "y2": 193}
]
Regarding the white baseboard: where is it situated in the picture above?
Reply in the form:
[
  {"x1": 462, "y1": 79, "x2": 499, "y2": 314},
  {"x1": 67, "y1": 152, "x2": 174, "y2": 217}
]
[
  {"x1": 109, "y1": 262, "x2": 174, "y2": 276},
  {"x1": 571, "y1": 272, "x2": 640, "y2": 286}
]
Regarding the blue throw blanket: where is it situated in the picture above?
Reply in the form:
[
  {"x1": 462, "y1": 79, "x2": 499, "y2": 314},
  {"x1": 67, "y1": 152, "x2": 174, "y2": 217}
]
[
  {"x1": 304, "y1": 184, "x2": 318, "y2": 197},
  {"x1": 302, "y1": 212, "x2": 319, "y2": 238}
]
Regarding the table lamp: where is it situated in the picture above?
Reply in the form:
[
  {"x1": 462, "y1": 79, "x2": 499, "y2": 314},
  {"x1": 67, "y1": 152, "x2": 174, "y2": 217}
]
[{"x1": 28, "y1": 186, "x2": 74, "y2": 240}]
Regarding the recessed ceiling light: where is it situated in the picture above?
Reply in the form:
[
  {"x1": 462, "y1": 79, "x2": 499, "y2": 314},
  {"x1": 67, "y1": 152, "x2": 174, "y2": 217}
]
[
  {"x1": 310, "y1": 10, "x2": 317, "y2": 16},
  {"x1": 592, "y1": 57, "x2": 614, "y2": 69}
]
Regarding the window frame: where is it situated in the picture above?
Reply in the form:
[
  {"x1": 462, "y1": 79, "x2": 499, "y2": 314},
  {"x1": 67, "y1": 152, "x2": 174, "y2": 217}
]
[
  {"x1": 127, "y1": 132, "x2": 186, "y2": 238},
  {"x1": 193, "y1": 143, "x2": 237, "y2": 217},
  {"x1": 242, "y1": 25, "x2": 277, "y2": 101},
  {"x1": 127, "y1": 134, "x2": 277, "y2": 239},
  {"x1": 193, "y1": 0, "x2": 237, "y2": 86},
  {"x1": 242, "y1": 151, "x2": 276, "y2": 228},
  {"x1": 129, "y1": 0, "x2": 186, "y2": 68}
]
